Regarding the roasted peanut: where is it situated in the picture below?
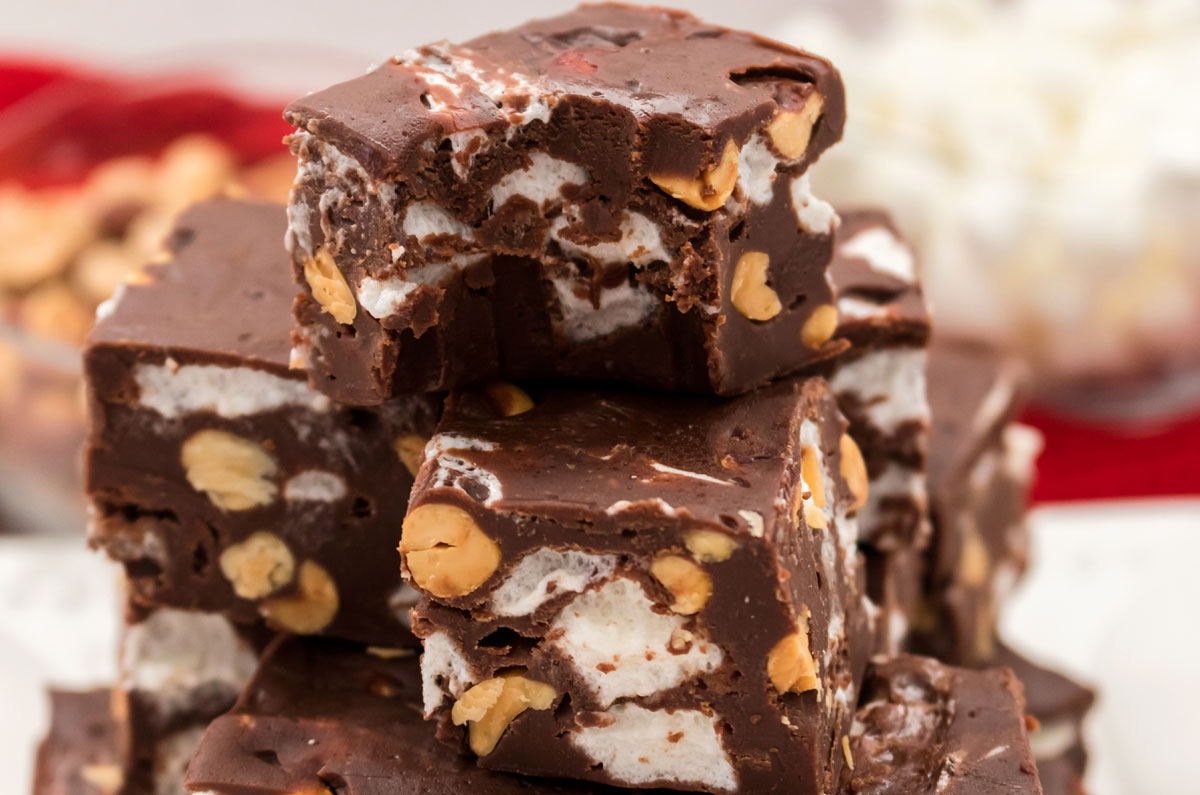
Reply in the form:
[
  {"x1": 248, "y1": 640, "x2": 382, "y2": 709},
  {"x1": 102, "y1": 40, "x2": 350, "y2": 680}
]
[
  {"x1": 767, "y1": 93, "x2": 825, "y2": 160},
  {"x1": 394, "y1": 434, "x2": 429, "y2": 477},
  {"x1": 801, "y1": 304, "x2": 838, "y2": 349},
  {"x1": 684, "y1": 529, "x2": 738, "y2": 563},
  {"x1": 484, "y1": 382, "x2": 534, "y2": 417},
  {"x1": 219, "y1": 531, "x2": 295, "y2": 599},
  {"x1": 401, "y1": 503, "x2": 501, "y2": 598},
  {"x1": 451, "y1": 672, "x2": 556, "y2": 756},
  {"x1": 181, "y1": 430, "x2": 278, "y2": 511},
  {"x1": 649, "y1": 139, "x2": 739, "y2": 211},
  {"x1": 651, "y1": 554, "x2": 712, "y2": 614},
  {"x1": 768, "y1": 628, "x2": 818, "y2": 694},
  {"x1": 731, "y1": 251, "x2": 782, "y2": 321},
  {"x1": 839, "y1": 434, "x2": 869, "y2": 512},
  {"x1": 258, "y1": 560, "x2": 339, "y2": 634},
  {"x1": 303, "y1": 246, "x2": 356, "y2": 325}
]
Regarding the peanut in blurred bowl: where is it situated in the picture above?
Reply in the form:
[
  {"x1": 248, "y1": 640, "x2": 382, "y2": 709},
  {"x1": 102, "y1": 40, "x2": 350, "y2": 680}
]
[{"x1": 0, "y1": 59, "x2": 299, "y2": 533}]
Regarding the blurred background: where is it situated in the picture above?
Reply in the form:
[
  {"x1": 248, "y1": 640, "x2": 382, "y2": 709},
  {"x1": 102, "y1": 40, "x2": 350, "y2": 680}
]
[{"x1": 0, "y1": 1, "x2": 1196, "y2": 794}]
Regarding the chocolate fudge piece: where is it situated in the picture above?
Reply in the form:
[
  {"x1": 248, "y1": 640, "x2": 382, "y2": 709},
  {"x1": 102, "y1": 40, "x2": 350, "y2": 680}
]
[
  {"x1": 286, "y1": 3, "x2": 849, "y2": 403},
  {"x1": 862, "y1": 545, "x2": 923, "y2": 656},
  {"x1": 403, "y1": 378, "x2": 871, "y2": 793},
  {"x1": 827, "y1": 210, "x2": 931, "y2": 550},
  {"x1": 84, "y1": 198, "x2": 439, "y2": 646},
  {"x1": 911, "y1": 340, "x2": 1039, "y2": 666},
  {"x1": 995, "y1": 644, "x2": 1094, "y2": 778},
  {"x1": 185, "y1": 636, "x2": 636, "y2": 795},
  {"x1": 116, "y1": 603, "x2": 266, "y2": 795},
  {"x1": 842, "y1": 654, "x2": 1042, "y2": 795},
  {"x1": 32, "y1": 690, "x2": 124, "y2": 795}
]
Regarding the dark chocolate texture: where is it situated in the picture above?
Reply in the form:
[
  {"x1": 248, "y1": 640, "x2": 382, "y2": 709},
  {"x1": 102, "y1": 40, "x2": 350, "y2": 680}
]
[
  {"x1": 826, "y1": 209, "x2": 931, "y2": 550},
  {"x1": 286, "y1": 3, "x2": 849, "y2": 402},
  {"x1": 843, "y1": 655, "x2": 1042, "y2": 795},
  {"x1": 911, "y1": 338, "x2": 1035, "y2": 666},
  {"x1": 404, "y1": 378, "x2": 870, "y2": 793},
  {"x1": 84, "y1": 198, "x2": 439, "y2": 646},
  {"x1": 185, "y1": 636, "x2": 639, "y2": 795}
]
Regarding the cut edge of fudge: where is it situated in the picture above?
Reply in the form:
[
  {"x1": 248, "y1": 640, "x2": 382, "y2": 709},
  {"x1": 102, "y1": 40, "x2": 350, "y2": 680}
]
[{"x1": 402, "y1": 378, "x2": 872, "y2": 793}]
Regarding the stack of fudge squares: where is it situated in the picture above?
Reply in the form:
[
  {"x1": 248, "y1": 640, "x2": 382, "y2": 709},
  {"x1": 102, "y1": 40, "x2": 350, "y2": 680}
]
[{"x1": 34, "y1": 5, "x2": 1096, "y2": 795}]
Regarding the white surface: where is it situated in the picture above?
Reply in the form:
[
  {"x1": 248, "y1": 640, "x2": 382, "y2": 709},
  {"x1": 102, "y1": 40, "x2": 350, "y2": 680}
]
[
  {"x1": 2, "y1": 501, "x2": 1197, "y2": 793},
  {"x1": 999, "y1": 499, "x2": 1200, "y2": 795}
]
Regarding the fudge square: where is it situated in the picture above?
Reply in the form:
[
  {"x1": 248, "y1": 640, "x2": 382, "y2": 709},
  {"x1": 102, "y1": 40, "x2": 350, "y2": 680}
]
[
  {"x1": 186, "y1": 636, "x2": 633, "y2": 795},
  {"x1": 911, "y1": 338, "x2": 1040, "y2": 666},
  {"x1": 403, "y1": 378, "x2": 872, "y2": 793},
  {"x1": 85, "y1": 198, "x2": 439, "y2": 647},
  {"x1": 842, "y1": 655, "x2": 1042, "y2": 795},
  {"x1": 32, "y1": 690, "x2": 123, "y2": 795},
  {"x1": 826, "y1": 210, "x2": 931, "y2": 551},
  {"x1": 286, "y1": 3, "x2": 848, "y2": 403},
  {"x1": 116, "y1": 602, "x2": 267, "y2": 795}
]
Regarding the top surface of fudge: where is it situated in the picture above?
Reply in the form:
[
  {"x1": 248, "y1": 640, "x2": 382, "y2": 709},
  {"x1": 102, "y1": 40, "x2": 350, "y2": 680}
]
[
  {"x1": 88, "y1": 198, "x2": 293, "y2": 371},
  {"x1": 926, "y1": 338, "x2": 1029, "y2": 496},
  {"x1": 285, "y1": 3, "x2": 843, "y2": 183},
  {"x1": 831, "y1": 210, "x2": 929, "y2": 347},
  {"x1": 185, "y1": 636, "x2": 644, "y2": 795},
  {"x1": 845, "y1": 655, "x2": 1041, "y2": 795},
  {"x1": 423, "y1": 378, "x2": 840, "y2": 538}
]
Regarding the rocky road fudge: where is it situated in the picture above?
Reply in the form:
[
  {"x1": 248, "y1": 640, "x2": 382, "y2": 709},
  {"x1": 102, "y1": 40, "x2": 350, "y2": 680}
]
[
  {"x1": 32, "y1": 690, "x2": 123, "y2": 795},
  {"x1": 842, "y1": 654, "x2": 1042, "y2": 795},
  {"x1": 116, "y1": 603, "x2": 266, "y2": 795},
  {"x1": 827, "y1": 210, "x2": 931, "y2": 551},
  {"x1": 286, "y1": 3, "x2": 848, "y2": 403},
  {"x1": 912, "y1": 339, "x2": 1039, "y2": 666},
  {"x1": 185, "y1": 636, "x2": 628, "y2": 795},
  {"x1": 996, "y1": 644, "x2": 1094, "y2": 790},
  {"x1": 403, "y1": 378, "x2": 871, "y2": 793},
  {"x1": 84, "y1": 198, "x2": 439, "y2": 646}
]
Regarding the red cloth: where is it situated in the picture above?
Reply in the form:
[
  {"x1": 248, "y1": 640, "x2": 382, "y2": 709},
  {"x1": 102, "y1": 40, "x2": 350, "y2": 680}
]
[
  {"x1": 1023, "y1": 407, "x2": 1200, "y2": 503},
  {"x1": 0, "y1": 58, "x2": 289, "y2": 186},
  {"x1": 2, "y1": 59, "x2": 1197, "y2": 503}
]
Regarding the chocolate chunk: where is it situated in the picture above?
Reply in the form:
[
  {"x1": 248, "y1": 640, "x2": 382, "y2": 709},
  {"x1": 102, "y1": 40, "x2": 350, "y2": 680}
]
[
  {"x1": 843, "y1": 655, "x2": 1042, "y2": 795},
  {"x1": 285, "y1": 4, "x2": 848, "y2": 402},
  {"x1": 402, "y1": 378, "x2": 871, "y2": 793},
  {"x1": 84, "y1": 198, "x2": 440, "y2": 646}
]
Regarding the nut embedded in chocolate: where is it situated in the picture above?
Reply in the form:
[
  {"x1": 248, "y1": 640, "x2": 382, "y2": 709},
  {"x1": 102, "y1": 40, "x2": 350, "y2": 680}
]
[
  {"x1": 401, "y1": 503, "x2": 502, "y2": 598},
  {"x1": 180, "y1": 429, "x2": 278, "y2": 512}
]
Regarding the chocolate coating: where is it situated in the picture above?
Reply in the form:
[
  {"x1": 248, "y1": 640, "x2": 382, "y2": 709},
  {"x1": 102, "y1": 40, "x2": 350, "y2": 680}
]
[
  {"x1": 287, "y1": 4, "x2": 844, "y2": 189},
  {"x1": 185, "y1": 636, "x2": 639, "y2": 795},
  {"x1": 85, "y1": 198, "x2": 439, "y2": 646}
]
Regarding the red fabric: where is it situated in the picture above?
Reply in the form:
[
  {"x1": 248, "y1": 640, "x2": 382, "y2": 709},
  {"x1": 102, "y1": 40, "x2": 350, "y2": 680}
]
[
  {"x1": 2, "y1": 58, "x2": 1198, "y2": 503},
  {"x1": 0, "y1": 58, "x2": 289, "y2": 186},
  {"x1": 1023, "y1": 406, "x2": 1200, "y2": 503}
]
